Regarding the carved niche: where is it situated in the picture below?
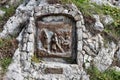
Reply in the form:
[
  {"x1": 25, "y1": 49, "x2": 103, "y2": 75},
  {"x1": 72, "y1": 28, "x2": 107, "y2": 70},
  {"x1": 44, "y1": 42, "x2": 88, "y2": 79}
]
[{"x1": 36, "y1": 15, "x2": 76, "y2": 58}]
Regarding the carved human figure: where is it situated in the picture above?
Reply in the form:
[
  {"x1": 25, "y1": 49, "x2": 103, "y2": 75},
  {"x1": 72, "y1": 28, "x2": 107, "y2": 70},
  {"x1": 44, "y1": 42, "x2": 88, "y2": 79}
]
[
  {"x1": 50, "y1": 33, "x2": 64, "y2": 53},
  {"x1": 40, "y1": 29, "x2": 48, "y2": 50},
  {"x1": 57, "y1": 32, "x2": 64, "y2": 46},
  {"x1": 62, "y1": 31, "x2": 71, "y2": 51}
]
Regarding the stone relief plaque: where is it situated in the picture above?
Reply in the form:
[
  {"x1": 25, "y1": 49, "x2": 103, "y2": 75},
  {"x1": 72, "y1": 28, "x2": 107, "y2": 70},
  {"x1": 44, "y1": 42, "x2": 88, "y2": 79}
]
[{"x1": 37, "y1": 21, "x2": 72, "y2": 58}]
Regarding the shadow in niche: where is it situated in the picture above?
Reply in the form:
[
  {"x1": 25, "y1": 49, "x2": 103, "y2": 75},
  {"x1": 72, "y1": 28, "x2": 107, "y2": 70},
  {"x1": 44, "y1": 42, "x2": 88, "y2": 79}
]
[{"x1": 35, "y1": 14, "x2": 77, "y2": 64}]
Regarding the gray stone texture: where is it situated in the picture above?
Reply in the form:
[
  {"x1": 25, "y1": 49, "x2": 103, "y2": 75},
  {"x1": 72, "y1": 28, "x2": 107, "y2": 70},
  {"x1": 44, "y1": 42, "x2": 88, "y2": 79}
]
[{"x1": 0, "y1": 0, "x2": 119, "y2": 80}]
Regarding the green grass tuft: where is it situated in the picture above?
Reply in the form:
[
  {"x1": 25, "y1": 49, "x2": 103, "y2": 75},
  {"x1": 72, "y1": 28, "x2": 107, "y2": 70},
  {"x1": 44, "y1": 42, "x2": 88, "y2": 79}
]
[
  {"x1": 0, "y1": 58, "x2": 12, "y2": 71},
  {"x1": 87, "y1": 66, "x2": 120, "y2": 80},
  {"x1": 61, "y1": 0, "x2": 120, "y2": 38},
  {"x1": 31, "y1": 54, "x2": 42, "y2": 63}
]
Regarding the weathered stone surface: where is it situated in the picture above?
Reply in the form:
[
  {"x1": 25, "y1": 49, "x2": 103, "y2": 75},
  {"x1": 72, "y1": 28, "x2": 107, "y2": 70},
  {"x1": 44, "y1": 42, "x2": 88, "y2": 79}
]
[
  {"x1": 101, "y1": 15, "x2": 114, "y2": 25},
  {"x1": 0, "y1": 13, "x2": 29, "y2": 38},
  {"x1": 22, "y1": 43, "x2": 27, "y2": 51},
  {"x1": 0, "y1": 66, "x2": 3, "y2": 80},
  {"x1": 37, "y1": 16, "x2": 73, "y2": 58},
  {"x1": 45, "y1": 68, "x2": 63, "y2": 74},
  {"x1": 94, "y1": 21, "x2": 104, "y2": 32},
  {"x1": 16, "y1": 27, "x2": 25, "y2": 42},
  {"x1": 112, "y1": 66, "x2": 120, "y2": 71},
  {"x1": 28, "y1": 33, "x2": 34, "y2": 42},
  {"x1": 0, "y1": 10, "x2": 5, "y2": 17},
  {"x1": 93, "y1": 42, "x2": 117, "y2": 71},
  {"x1": 93, "y1": 15, "x2": 104, "y2": 32},
  {"x1": 77, "y1": 41, "x2": 83, "y2": 51},
  {"x1": 27, "y1": 42, "x2": 34, "y2": 53},
  {"x1": 5, "y1": 53, "x2": 23, "y2": 80},
  {"x1": 9, "y1": 0, "x2": 21, "y2": 6},
  {"x1": 1, "y1": 0, "x2": 120, "y2": 80},
  {"x1": 117, "y1": 49, "x2": 120, "y2": 61},
  {"x1": 83, "y1": 32, "x2": 88, "y2": 39},
  {"x1": 76, "y1": 21, "x2": 82, "y2": 28},
  {"x1": 90, "y1": 0, "x2": 115, "y2": 6},
  {"x1": 74, "y1": 14, "x2": 81, "y2": 21},
  {"x1": 27, "y1": 17, "x2": 35, "y2": 34},
  {"x1": 77, "y1": 28, "x2": 82, "y2": 40},
  {"x1": 83, "y1": 45, "x2": 96, "y2": 57},
  {"x1": 90, "y1": 0, "x2": 108, "y2": 5},
  {"x1": 77, "y1": 51, "x2": 84, "y2": 68}
]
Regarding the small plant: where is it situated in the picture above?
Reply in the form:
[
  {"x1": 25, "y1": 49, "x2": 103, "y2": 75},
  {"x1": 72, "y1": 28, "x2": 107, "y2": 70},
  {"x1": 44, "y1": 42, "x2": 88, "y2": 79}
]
[
  {"x1": 0, "y1": 58, "x2": 12, "y2": 71},
  {"x1": 31, "y1": 54, "x2": 42, "y2": 63},
  {"x1": 87, "y1": 66, "x2": 120, "y2": 80},
  {"x1": 0, "y1": 6, "x2": 16, "y2": 19}
]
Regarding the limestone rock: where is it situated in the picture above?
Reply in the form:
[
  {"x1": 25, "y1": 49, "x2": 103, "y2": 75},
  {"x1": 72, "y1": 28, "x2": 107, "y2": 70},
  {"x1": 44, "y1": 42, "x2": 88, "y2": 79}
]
[
  {"x1": 117, "y1": 49, "x2": 120, "y2": 61},
  {"x1": 101, "y1": 15, "x2": 114, "y2": 25},
  {"x1": 1, "y1": 0, "x2": 120, "y2": 80},
  {"x1": 93, "y1": 15, "x2": 104, "y2": 32},
  {"x1": 8, "y1": 0, "x2": 21, "y2": 6},
  {"x1": 93, "y1": 42, "x2": 117, "y2": 71},
  {"x1": 94, "y1": 21, "x2": 104, "y2": 32},
  {"x1": 112, "y1": 66, "x2": 120, "y2": 71},
  {"x1": 0, "y1": 12, "x2": 29, "y2": 38},
  {"x1": 0, "y1": 10, "x2": 5, "y2": 17},
  {"x1": 90, "y1": 0, "x2": 115, "y2": 6}
]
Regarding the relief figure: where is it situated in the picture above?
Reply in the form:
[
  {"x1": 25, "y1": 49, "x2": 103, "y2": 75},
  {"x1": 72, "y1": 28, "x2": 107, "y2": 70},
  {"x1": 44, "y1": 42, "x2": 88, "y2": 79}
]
[
  {"x1": 39, "y1": 29, "x2": 49, "y2": 51},
  {"x1": 50, "y1": 33, "x2": 64, "y2": 53}
]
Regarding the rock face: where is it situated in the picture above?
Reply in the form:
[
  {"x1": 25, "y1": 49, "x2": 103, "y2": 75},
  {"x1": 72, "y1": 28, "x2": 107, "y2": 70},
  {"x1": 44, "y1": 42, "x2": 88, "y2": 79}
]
[
  {"x1": 1, "y1": 0, "x2": 89, "y2": 80},
  {"x1": 93, "y1": 15, "x2": 104, "y2": 32},
  {"x1": 0, "y1": 0, "x2": 120, "y2": 80}
]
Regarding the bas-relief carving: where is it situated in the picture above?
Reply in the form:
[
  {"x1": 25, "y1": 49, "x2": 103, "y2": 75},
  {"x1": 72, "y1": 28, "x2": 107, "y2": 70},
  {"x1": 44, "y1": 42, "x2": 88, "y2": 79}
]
[{"x1": 37, "y1": 21, "x2": 72, "y2": 57}]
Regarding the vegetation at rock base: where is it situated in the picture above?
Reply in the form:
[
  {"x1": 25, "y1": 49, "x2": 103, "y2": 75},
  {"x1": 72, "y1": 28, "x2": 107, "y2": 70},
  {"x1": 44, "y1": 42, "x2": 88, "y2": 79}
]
[
  {"x1": 0, "y1": 0, "x2": 23, "y2": 67},
  {"x1": 0, "y1": 0, "x2": 120, "y2": 79},
  {"x1": 61, "y1": 0, "x2": 120, "y2": 39},
  {"x1": 60, "y1": 0, "x2": 120, "y2": 79},
  {"x1": 0, "y1": 57, "x2": 12, "y2": 71},
  {"x1": 0, "y1": 37, "x2": 17, "y2": 74},
  {"x1": 0, "y1": 6, "x2": 15, "y2": 19},
  {"x1": 31, "y1": 53, "x2": 42, "y2": 63},
  {"x1": 87, "y1": 66, "x2": 120, "y2": 80},
  {"x1": 0, "y1": 0, "x2": 23, "y2": 31},
  {"x1": 0, "y1": 6, "x2": 16, "y2": 29},
  {"x1": 0, "y1": 6, "x2": 15, "y2": 32},
  {"x1": 0, "y1": 37, "x2": 18, "y2": 59}
]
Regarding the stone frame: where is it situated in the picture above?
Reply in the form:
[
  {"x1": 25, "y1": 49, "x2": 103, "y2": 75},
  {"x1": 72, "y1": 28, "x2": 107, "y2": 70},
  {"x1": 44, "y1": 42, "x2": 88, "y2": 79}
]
[
  {"x1": 36, "y1": 15, "x2": 74, "y2": 58},
  {"x1": 34, "y1": 4, "x2": 84, "y2": 65}
]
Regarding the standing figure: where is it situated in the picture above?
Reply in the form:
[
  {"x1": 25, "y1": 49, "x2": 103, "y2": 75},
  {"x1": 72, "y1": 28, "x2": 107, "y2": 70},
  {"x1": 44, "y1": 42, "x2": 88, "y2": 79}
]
[
  {"x1": 40, "y1": 29, "x2": 48, "y2": 50},
  {"x1": 50, "y1": 33, "x2": 64, "y2": 53},
  {"x1": 50, "y1": 33, "x2": 58, "y2": 52},
  {"x1": 62, "y1": 31, "x2": 71, "y2": 51}
]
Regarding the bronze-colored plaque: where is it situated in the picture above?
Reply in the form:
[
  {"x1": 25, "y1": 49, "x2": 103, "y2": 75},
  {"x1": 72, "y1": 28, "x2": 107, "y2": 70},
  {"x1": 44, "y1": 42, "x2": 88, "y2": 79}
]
[
  {"x1": 37, "y1": 21, "x2": 72, "y2": 58},
  {"x1": 44, "y1": 68, "x2": 63, "y2": 74}
]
